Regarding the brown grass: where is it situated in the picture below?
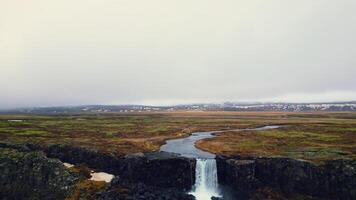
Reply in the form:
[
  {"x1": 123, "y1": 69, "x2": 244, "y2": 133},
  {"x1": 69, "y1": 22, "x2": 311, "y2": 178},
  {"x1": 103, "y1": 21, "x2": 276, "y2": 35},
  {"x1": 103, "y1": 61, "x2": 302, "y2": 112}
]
[
  {"x1": 1, "y1": 112, "x2": 356, "y2": 163},
  {"x1": 65, "y1": 179, "x2": 107, "y2": 200}
]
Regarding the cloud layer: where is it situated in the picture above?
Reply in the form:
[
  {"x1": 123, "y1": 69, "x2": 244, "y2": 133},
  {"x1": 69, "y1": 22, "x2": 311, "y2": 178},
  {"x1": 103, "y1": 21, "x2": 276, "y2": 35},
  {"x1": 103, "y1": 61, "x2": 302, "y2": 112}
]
[{"x1": 1, "y1": 0, "x2": 356, "y2": 108}]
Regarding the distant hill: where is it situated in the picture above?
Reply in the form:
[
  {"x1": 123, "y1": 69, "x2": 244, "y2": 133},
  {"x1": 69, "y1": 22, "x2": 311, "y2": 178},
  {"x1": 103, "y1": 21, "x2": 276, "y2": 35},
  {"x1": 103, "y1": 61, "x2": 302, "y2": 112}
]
[{"x1": 1, "y1": 101, "x2": 356, "y2": 114}]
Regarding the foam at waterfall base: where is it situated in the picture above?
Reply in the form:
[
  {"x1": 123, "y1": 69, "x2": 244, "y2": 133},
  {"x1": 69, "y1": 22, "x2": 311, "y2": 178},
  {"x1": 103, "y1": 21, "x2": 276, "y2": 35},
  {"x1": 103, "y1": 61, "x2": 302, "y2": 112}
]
[{"x1": 189, "y1": 158, "x2": 221, "y2": 200}]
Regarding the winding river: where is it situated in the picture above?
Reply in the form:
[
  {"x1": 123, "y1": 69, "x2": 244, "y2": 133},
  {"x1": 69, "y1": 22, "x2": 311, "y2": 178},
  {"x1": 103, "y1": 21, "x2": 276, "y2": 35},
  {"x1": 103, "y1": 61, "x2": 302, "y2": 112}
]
[{"x1": 160, "y1": 125, "x2": 281, "y2": 200}]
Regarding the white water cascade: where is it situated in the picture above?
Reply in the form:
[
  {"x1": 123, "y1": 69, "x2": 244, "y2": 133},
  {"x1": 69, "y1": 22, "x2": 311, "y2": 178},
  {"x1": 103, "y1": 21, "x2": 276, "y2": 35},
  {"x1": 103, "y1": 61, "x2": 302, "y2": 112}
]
[
  {"x1": 160, "y1": 126, "x2": 281, "y2": 200},
  {"x1": 190, "y1": 158, "x2": 221, "y2": 200}
]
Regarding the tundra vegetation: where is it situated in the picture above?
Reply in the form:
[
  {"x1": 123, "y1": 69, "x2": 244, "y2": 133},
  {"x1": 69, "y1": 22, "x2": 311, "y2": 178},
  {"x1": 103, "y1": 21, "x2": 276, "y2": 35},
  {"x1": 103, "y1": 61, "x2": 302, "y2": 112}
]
[
  {"x1": 0, "y1": 112, "x2": 355, "y2": 163},
  {"x1": 1, "y1": 112, "x2": 356, "y2": 200}
]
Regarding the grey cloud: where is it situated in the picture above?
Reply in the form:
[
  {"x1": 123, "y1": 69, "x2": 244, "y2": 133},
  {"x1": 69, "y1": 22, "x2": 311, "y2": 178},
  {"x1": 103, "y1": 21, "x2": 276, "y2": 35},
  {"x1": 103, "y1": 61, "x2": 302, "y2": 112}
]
[{"x1": 1, "y1": 0, "x2": 356, "y2": 108}]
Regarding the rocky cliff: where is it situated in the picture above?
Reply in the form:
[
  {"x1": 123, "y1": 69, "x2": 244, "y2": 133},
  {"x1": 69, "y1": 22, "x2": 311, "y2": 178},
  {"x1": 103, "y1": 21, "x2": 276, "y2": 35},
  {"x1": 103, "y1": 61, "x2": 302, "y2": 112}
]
[
  {"x1": 98, "y1": 176, "x2": 195, "y2": 200},
  {"x1": 217, "y1": 156, "x2": 356, "y2": 200},
  {"x1": 44, "y1": 144, "x2": 196, "y2": 190},
  {"x1": 0, "y1": 147, "x2": 79, "y2": 200},
  {"x1": 0, "y1": 143, "x2": 196, "y2": 200},
  {"x1": 4, "y1": 141, "x2": 355, "y2": 200}
]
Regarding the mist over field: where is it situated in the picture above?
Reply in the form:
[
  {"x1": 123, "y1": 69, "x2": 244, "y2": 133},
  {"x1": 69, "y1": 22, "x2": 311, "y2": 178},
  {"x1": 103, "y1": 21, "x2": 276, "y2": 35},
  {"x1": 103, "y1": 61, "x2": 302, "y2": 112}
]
[{"x1": 1, "y1": 0, "x2": 356, "y2": 108}]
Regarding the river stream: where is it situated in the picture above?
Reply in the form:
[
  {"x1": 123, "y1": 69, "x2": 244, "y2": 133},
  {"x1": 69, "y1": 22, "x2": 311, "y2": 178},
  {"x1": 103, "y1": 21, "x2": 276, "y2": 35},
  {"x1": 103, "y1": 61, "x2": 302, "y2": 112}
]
[{"x1": 160, "y1": 125, "x2": 281, "y2": 200}]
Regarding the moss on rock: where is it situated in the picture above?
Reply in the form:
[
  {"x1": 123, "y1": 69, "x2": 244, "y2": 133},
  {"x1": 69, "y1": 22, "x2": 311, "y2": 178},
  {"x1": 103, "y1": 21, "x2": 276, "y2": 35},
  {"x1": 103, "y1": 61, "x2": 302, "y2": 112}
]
[{"x1": 0, "y1": 147, "x2": 79, "y2": 200}]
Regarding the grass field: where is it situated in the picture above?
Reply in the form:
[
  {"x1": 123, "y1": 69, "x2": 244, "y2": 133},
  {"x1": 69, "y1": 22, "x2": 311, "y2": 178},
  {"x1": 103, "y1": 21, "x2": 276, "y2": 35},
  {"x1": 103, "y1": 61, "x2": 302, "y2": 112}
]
[{"x1": 0, "y1": 112, "x2": 355, "y2": 163}]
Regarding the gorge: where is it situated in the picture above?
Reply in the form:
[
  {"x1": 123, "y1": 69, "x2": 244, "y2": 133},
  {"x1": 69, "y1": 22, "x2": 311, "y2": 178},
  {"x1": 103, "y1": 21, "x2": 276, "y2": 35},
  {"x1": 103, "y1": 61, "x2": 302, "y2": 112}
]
[{"x1": 160, "y1": 125, "x2": 281, "y2": 199}]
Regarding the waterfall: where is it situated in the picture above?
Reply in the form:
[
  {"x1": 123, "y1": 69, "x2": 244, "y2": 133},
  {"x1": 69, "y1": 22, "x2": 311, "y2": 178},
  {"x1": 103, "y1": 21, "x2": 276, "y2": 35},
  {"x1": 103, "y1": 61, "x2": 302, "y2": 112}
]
[{"x1": 190, "y1": 158, "x2": 221, "y2": 200}]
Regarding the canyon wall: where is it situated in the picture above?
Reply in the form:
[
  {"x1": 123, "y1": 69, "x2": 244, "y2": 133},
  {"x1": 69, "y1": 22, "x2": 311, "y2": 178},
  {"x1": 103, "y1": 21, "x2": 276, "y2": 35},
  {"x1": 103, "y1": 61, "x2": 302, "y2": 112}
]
[
  {"x1": 217, "y1": 156, "x2": 356, "y2": 200},
  {"x1": 0, "y1": 147, "x2": 79, "y2": 200}
]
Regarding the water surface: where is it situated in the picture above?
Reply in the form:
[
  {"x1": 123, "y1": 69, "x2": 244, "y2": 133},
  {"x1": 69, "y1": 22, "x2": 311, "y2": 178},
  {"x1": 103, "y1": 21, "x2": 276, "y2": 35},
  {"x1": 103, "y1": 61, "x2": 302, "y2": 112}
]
[
  {"x1": 160, "y1": 125, "x2": 281, "y2": 200},
  {"x1": 160, "y1": 125, "x2": 281, "y2": 158}
]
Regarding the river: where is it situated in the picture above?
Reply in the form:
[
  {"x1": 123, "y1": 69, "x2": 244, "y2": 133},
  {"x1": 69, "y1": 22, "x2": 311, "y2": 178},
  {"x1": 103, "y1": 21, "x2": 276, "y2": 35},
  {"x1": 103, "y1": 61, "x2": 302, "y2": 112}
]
[{"x1": 160, "y1": 125, "x2": 281, "y2": 200}]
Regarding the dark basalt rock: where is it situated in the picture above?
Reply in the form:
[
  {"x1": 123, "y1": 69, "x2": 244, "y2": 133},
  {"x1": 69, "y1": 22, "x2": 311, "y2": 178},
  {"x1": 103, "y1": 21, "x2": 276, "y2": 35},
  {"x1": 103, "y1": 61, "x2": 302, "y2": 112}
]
[
  {"x1": 0, "y1": 147, "x2": 79, "y2": 200},
  {"x1": 217, "y1": 156, "x2": 356, "y2": 200},
  {"x1": 44, "y1": 144, "x2": 119, "y2": 174},
  {"x1": 0, "y1": 143, "x2": 196, "y2": 199},
  {"x1": 98, "y1": 176, "x2": 195, "y2": 200},
  {"x1": 1, "y1": 142, "x2": 196, "y2": 194},
  {"x1": 44, "y1": 144, "x2": 195, "y2": 190},
  {"x1": 117, "y1": 152, "x2": 196, "y2": 190},
  {"x1": 218, "y1": 159, "x2": 257, "y2": 192},
  {"x1": 321, "y1": 159, "x2": 356, "y2": 199}
]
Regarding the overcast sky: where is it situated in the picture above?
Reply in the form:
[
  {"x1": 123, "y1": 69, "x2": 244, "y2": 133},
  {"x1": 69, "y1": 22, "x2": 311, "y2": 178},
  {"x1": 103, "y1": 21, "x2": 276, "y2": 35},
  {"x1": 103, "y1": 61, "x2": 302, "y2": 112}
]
[{"x1": 1, "y1": 0, "x2": 356, "y2": 108}]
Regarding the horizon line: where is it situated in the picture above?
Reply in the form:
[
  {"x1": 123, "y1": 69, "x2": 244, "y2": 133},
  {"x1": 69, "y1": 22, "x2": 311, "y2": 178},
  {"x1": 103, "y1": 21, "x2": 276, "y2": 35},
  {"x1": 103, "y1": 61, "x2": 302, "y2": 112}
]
[{"x1": 2, "y1": 100, "x2": 356, "y2": 111}]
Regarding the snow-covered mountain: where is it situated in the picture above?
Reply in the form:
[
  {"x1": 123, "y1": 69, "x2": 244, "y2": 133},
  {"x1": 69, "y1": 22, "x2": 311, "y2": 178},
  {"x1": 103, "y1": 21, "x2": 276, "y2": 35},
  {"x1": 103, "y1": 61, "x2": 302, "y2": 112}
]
[{"x1": 219, "y1": 102, "x2": 356, "y2": 111}]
